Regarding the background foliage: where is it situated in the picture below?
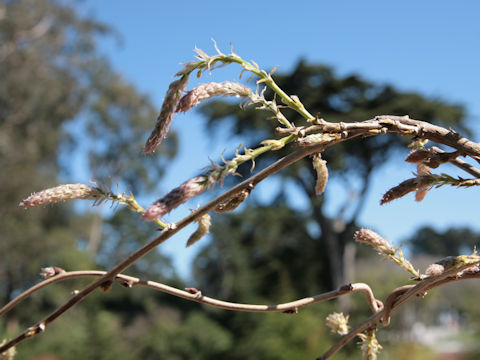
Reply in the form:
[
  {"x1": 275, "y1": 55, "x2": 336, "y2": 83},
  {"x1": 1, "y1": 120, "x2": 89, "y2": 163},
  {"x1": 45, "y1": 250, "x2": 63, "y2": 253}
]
[{"x1": 1, "y1": 1, "x2": 479, "y2": 359}]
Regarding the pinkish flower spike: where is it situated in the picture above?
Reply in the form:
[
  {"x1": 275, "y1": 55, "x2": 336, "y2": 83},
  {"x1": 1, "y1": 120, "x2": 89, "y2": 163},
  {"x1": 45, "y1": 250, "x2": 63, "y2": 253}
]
[
  {"x1": 175, "y1": 81, "x2": 251, "y2": 113},
  {"x1": 143, "y1": 176, "x2": 208, "y2": 221},
  {"x1": 20, "y1": 184, "x2": 101, "y2": 207},
  {"x1": 144, "y1": 76, "x2": 189, "y2": 153}
]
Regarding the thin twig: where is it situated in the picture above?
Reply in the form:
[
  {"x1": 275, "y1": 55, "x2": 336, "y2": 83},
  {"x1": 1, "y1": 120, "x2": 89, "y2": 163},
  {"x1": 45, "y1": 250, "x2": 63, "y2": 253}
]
[
  {"x1": 2, "y1": 115, "x2": 480, "y2": 354},
  {"x1": 0, "y1": 272, "x2": 380, "y2": 316},
  {"x1": 318, "y1": 261, "x2": 480, "y2": 359},
  {"x1": 0, "y1": 141, "x2": 337, "y2": 353}
]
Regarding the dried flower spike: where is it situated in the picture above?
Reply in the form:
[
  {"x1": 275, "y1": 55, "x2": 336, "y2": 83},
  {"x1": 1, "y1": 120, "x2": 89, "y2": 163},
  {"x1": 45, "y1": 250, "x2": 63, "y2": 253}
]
[
  {"x1": 186, "y1": 213, "x2": 211, "y2": 247},
  {"x1": 176, "y1": 81, "x2": 251, "y2": 113},
  {"x1": 355, "y1": 229, "x2": 395, "y2": 256},
  {"x1": 19, "y1": 184, "x2": 101, "y2": 207},
  {"x1": 143, "y1": 176, "x2": 208, "y2": 221},
  {"x1": 312, "y1": 153, "x2": 328, "y2": 195},
  {"x1": 380, "y1": 175, "x2": 437, "y2": 204},
  {"x1": 326, "y1": 312, "x2": 350, "y2": 336},
  {"x1": 144, "y1": 75, "x2": 189, "y2": 153},
  {"x1": 355, "y1": 229, "x2": 420, "y2": 277}
]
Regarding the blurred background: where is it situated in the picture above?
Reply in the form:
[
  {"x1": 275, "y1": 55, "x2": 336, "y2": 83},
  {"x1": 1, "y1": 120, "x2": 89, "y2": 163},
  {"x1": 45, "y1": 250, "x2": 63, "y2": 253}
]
[{"x1": 1, "y1": 0, "x2": 480, "y2": 359}]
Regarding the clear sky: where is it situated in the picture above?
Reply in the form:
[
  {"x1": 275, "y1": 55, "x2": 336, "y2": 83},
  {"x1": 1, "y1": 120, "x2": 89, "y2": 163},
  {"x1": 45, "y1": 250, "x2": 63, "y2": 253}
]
[{"x1": 80, "y1": 1, "x2": 480, "y2": 279}]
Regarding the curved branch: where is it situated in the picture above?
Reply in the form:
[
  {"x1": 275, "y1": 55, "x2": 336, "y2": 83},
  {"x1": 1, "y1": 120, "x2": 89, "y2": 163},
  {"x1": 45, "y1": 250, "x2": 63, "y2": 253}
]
[
  {"x1": 0, "y1": 271, "x2": 380, "y2": 317},
  {"x1": 0, "y1": 141, "x2": 339, "y2": 353},
  {"x1": 318, "y1": 262, "x2": 480, "y2": 359},
  {"x1": 2, "y1": 114, "x2": 479, "y2": 354}
]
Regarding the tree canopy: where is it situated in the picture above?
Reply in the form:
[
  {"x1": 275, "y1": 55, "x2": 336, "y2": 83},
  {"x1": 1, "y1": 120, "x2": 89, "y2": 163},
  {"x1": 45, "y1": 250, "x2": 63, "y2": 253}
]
[{"x1": 0, "y1": 0, "x2": 176, "y2": 316}]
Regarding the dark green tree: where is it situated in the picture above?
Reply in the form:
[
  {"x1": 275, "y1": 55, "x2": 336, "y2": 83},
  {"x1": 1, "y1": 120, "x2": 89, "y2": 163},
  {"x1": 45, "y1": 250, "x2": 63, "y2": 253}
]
[
  {"x1": 407, "y1": 226, "x2": 480, "y2": 256},
  {"x1": 0, "y1": 0, "x2": 177, "y2": 351},
  {"x1": 194, "y1": 198, "x2": 332, "y2": 302}
]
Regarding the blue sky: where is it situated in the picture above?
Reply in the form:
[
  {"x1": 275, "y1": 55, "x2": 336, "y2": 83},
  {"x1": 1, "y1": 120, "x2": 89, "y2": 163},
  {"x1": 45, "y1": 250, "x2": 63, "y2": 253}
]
[{"x1": 81, "y1": 1, "x2": 480, "y2": 279}]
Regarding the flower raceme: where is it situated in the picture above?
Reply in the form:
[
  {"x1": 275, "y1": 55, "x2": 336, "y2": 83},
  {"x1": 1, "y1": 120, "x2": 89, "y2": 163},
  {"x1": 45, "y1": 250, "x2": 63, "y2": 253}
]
[
  {"x1": 144, "y1": 79, "x2": 252, "y2": 154},
  {"x1": 175, "y1": 81, "x2": 251, "y2": 113},
  {"x1": 355, "y1": 229, "x2": 420, "y2": 278},
  {"x1": 143, "y1": 176, "x2": 209, "y2": 221},
  {"x1": 144, "y1": 76, "x2": 189, "y2": 154},
  {"x1": 19, "y1": 184, "x2": 102, "y2": 207}
]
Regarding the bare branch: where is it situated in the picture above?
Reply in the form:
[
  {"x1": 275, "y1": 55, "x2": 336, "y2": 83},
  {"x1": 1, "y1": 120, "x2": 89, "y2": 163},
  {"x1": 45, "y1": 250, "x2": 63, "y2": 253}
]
[
  {"x1": 3, "y1": 111, "x2": 479, "y2": 354},
  {"x1": 0, "y1": 141, "x2": 338, "y2": 353},
  {"x1": 318, "y1": 259, "x2": 480, "y2": 359}
]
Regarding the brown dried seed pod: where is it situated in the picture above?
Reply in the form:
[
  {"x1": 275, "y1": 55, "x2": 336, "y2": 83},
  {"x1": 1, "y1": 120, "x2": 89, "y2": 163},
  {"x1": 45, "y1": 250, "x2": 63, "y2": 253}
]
[
  {"x1": 186, "y1": 213, "x2": 211, "y2": 247},
  {"x1": 214, "y1": 187, "x2": 252, "y2": 213},
  {"x1": 405, "y1": 149, "x2": 431, "y2": 163},
  {"x1": 297, "y1": 133, "x2": 340, "y2": 147},
  {"x1": 312, "y1": 153, "x2": 328, "y2": 195}
]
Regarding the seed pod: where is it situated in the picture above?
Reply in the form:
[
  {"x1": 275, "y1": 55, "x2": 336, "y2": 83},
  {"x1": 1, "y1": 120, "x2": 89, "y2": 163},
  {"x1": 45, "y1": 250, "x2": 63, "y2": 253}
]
[
  {"x1": 214, "y1": 187, "x2": 251, "y2": 213},
  {"x1": 186, "y1": 213, "x2": 211, "y2": 247},
  {"x1": 405, "y1": 149, "x2": 431, "y2": 164},
  {"x1": 312, "y1": 153, "x2": 328, "y2": 195}
]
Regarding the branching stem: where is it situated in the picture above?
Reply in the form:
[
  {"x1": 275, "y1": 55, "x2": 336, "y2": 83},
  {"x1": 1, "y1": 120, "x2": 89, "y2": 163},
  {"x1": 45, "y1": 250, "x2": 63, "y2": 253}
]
[{"x1": 3, "y1": 113, "x2": 480, "y2": 356}]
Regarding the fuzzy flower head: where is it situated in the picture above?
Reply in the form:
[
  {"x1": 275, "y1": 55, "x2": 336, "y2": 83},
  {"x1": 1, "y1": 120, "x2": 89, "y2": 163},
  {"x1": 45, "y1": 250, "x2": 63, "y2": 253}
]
[
  {"x1": 19, "y1": 184, "x2": 102, "y2": 208},
  {"x1": 143, "y1": 176, "x2": 208, "y2": 221},
  {"x1": 39, "y1": 267, "x2": 65, "y2": 279},
  {"x1": 144, "y1": 75, "x2": 189, "y2": 153},
  {"x1": 425, "y1": 263, "x2": 445, "y2": 277},
  {"x1": 326, "y1": 312, "x2": 350, "y2": 336},
  {"x1": 355, "y1": 229, "x2": 420, "y2": 277},
  {"x1": 176, "y1": 81, "x2": 251, "y2": 113},
  {"x1": 355, "y1": 229, "x2": 395, "y2": 256}
]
